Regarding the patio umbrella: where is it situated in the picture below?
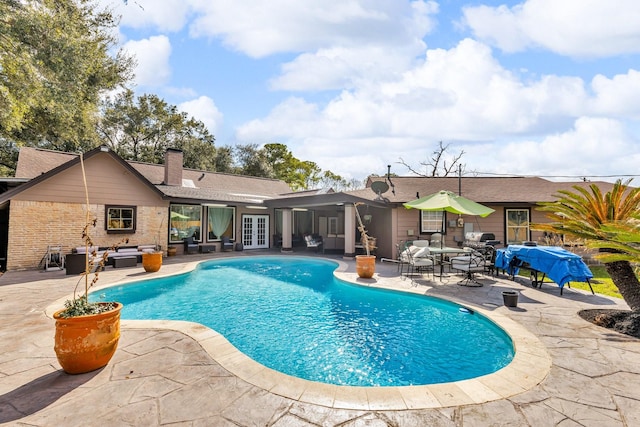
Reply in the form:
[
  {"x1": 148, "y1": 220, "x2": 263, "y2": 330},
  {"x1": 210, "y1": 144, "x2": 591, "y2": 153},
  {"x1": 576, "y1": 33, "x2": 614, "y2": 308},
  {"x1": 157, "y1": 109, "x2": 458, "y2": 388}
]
[
  {"x1": 403, "y1": 190, "x2": 495, "y2": 247},
  {"x1": 170, "y1": 211, "x2": 190, "y2": 220}
]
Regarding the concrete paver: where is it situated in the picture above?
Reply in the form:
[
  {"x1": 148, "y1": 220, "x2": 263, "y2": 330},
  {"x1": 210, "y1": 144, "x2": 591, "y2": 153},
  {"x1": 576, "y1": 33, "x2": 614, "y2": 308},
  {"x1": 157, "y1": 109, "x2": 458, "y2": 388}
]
[{"x1": 1, "y1": 251, "x2": 639, "y2": 426}]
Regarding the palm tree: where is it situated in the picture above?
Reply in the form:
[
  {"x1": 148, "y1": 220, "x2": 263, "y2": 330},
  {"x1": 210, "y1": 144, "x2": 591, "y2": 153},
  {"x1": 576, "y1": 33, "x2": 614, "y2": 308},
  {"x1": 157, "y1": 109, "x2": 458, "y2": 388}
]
[{"x1": 534, "y1": 179, "x2": 640, "y2": 311}]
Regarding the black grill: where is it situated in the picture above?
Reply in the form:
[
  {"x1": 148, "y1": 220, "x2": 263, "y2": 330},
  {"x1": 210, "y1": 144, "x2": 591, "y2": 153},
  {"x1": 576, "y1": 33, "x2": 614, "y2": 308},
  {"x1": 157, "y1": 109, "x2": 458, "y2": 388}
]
[{"x1": 463, "y1": 232, "x2": 500, "y2": 248}]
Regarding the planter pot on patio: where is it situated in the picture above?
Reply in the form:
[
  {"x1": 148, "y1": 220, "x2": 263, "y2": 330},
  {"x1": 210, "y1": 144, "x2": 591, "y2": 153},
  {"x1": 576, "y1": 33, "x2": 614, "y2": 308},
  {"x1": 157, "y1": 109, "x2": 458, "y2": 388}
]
[
  {"x1": 142, "y1": 252, "x2": 162, "y2": 272},
  {"x1": 356, "y1": 255, "x2": 376, "y2": 279},
  {"x1": 502, "y1": 290, "x2": 519, "y2": 307},
  {"x1": 54, "y1": 303, "x2": 123, "y2": 374},
  {"x1": 167, "y1": 246, "x2": 177, "y2": 257}
]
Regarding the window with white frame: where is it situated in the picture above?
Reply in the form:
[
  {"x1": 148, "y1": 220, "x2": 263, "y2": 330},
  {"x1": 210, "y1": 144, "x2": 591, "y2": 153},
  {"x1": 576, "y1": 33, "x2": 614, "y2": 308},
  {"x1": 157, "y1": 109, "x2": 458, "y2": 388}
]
[
  {"x1": 206, "y1": 206, "x2": 235, "y2": 241},
  {"x1": 420, "y1": 211, "x2": 444, "y2": 233},
  {"x1": 506, "y1": 209, "x2": 530, "y2": 244},
  {"x1": 106, "y1": 206, "x2": 136, "y2": 233}
]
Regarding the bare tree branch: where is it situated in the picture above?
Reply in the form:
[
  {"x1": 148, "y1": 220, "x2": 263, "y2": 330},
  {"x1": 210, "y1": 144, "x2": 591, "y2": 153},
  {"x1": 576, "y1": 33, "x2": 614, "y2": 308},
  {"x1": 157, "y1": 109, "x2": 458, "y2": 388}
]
[{"x1": 398, "y1": 141, "x2": 466, "y2": 177}]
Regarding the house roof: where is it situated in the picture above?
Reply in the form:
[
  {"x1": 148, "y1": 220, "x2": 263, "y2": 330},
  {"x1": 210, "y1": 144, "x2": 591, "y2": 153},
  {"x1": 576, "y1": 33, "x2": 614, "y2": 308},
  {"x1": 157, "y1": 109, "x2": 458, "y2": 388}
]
[
  {"x1": 0, "y1": 146, "x2": 166, "y2": 209},
  {"x1": 4, "y1": 146, "x2": 293, "y2": 207},
  {"x1": 4, "y1": 147, "x2": 622, "y2": 210},
  {"x1": 14, "y1": 147, "x2": 77, "y2": 179},
  {"x1": 359, "y1": 176, "x2": 618, "y2": 205}
]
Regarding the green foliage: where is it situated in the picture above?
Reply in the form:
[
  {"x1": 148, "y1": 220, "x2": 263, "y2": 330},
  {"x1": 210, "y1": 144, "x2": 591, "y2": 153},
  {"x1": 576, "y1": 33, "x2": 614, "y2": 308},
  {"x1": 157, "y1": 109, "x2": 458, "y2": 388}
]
[
  {"x1": 535, "y1": 179, "x2": 640, "y2": 241},
  {"x1": 58, "y1": 295, "x2": 117, "y2": 318},
  {"x1": 231, "y1": 142, "x2": 360, "y2": 191},
  {"x1": 98, "y1": 90, "x2": 227, "y2": 171},
  {"x1": 0, "y1": 0, "x2": 134, "y2": 174}
]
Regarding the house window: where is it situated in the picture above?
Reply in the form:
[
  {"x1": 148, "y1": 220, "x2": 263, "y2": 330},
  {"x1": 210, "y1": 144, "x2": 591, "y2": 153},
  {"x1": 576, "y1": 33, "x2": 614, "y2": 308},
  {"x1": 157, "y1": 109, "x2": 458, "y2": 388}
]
[
  {"x1": 206, "y1": 206, "x2": 235, "y2": 241},
  {"x1": 106, "y1": 206, "x2": 136, "y2": 233},
  {"x1": 421, "y1": 211, "x2": 444, "y2": 233},
  {"x1": 169, "y1": 204, "x2": 202, "y2": 243},
  {"x1": 506, "y1": 209, "x2": 530, "y2": 244}
]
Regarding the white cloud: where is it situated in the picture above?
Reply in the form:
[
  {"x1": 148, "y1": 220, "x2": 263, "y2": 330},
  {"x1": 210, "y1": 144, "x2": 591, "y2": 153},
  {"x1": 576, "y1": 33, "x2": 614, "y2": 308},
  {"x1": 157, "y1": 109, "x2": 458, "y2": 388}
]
[
  {"x1": 236, "y1": 38, "x2": 640, "y2": 181},
  {"x1": 462, "y1": 0, "x2": 640, "y2": 58},
  {"x1": 467, "y1": 117, "x2": 638, "y2": 179},
  {"x1": 188, "y1": 0, "x2": 438, "y2": 58},
  {"x1": 178, "y1": 96, "x2": 224, "y2": 134},
  {"x1": 589, "y1": 70, "x2": 640, "y2": 118},
  {"x1": 123, "y1": 36, "x2": 172, "y2": 87},
  {"x1": 108, "y1": 0, "x2": 192, "y2": 32}
]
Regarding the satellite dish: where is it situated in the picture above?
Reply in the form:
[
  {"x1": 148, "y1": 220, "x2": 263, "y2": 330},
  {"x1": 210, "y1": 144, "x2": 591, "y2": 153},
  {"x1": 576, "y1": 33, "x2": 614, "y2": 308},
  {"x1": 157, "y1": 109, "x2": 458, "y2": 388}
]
[
  {"x1": 371, "y1": 181, "x2": 390, "y2": 202},
  {"x1": 371, "y1": 181, "x2": 389, "y2": 195}
]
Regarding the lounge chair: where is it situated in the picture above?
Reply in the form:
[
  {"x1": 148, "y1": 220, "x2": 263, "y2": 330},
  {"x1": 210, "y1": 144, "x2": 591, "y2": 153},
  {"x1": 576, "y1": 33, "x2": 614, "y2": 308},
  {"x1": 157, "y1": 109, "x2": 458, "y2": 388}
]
[{"x1": 304, "y1": 235, "x2": 323, "y2": 253}]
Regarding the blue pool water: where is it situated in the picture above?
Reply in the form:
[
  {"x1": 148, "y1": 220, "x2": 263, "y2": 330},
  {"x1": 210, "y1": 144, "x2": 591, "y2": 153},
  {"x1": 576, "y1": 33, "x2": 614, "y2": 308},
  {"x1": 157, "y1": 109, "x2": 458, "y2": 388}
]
[{"x1": 94, "y1": 256, "x2": 514, "y2": 386}]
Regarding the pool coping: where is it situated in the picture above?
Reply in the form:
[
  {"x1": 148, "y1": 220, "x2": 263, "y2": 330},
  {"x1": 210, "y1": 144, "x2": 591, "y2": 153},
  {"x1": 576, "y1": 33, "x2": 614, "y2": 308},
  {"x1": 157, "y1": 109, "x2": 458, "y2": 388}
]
[{"x1": 46, "y1": 256, "x2": 552, "y2": 410}]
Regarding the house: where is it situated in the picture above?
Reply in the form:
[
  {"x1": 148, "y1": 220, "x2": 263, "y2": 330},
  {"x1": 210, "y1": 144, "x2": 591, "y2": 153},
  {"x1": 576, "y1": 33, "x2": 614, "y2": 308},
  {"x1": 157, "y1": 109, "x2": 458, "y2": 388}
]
[
  {"x1": 350, "y1": 176, "x2": 617, "y2": 255},
  {"x1": 0, "y1": 145, "x2": 617, "y2": 271}
]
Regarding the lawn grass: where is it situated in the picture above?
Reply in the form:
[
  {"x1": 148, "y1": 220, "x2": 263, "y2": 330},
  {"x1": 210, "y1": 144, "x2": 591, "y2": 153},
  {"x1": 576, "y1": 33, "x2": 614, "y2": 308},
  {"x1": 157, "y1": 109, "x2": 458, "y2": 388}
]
[{"x1": 517, "y1": 264, "x2": 622, "y2": 299}]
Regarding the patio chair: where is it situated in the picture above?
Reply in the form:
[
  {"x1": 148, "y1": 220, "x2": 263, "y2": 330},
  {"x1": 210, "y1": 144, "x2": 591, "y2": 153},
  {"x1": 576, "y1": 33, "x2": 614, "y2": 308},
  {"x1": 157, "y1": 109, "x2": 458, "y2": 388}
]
[
  {"x1": 183, "y1": 237, "x2": 199, "y2": 254},
  {"x1": 450, "y1": 248, "x2": 488, "y2": 287},
  {"x1": 477, "y1": 245, "x2": 497, "y2": 276},
  {"x1": 430, "y1": 233, "x2": 442, "y2": 248},
  {"x1": 396, "y1": 241, "x2": 408, "y2": 275},
  {"x1": 221, "y1": 236, "x2": 235, "y2": 251},
  {"x1": 304, "y1": 234, "x2": 323, "y2": 253},
  {"x1": 403, "y1": 243, "x2": 435, "y2": 280}
]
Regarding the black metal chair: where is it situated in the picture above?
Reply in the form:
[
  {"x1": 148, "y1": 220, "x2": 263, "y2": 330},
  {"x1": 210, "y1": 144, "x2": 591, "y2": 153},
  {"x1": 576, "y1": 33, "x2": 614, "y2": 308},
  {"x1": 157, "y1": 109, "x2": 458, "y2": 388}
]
[
  {"x1": 183, "y1": 237, "x2": 199, "y2": 254},
  {"x1": 450, "y1": 249, "x2": 488, "y2": 287}
]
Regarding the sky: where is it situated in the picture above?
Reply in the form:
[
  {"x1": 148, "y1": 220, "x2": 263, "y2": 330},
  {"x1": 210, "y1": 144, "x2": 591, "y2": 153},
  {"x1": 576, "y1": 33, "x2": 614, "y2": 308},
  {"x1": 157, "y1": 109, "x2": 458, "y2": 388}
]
[{"x1": 102, "y1": 0, "x2": 640, "y2": 184}]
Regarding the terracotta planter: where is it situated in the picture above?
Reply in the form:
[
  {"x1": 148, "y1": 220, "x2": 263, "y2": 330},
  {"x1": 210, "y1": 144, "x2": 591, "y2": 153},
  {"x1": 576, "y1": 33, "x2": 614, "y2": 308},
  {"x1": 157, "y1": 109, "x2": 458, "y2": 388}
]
[
  {"x1": 54, "y1": 303, "x2": 123, "y2": 374},
  {"x1": 356, "y1": 255, "x2": 376, "y2": 278},
  {"x1": 142, "y1": 252, "x2": 162, "y2": 272}
]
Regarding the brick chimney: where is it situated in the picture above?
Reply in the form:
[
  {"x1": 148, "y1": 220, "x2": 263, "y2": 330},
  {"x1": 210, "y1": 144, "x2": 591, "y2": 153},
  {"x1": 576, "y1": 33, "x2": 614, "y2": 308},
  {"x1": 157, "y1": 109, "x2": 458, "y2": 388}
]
[{"x1": 164, "y1": 148, "x2": 183, "y2": 186}]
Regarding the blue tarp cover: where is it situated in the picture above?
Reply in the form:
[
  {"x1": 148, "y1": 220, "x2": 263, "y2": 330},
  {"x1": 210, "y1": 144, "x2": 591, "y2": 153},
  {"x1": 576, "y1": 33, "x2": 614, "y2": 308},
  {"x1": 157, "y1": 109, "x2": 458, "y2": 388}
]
[{"x1": 495, "y1": 245, "x2": 593, "y2": 288}]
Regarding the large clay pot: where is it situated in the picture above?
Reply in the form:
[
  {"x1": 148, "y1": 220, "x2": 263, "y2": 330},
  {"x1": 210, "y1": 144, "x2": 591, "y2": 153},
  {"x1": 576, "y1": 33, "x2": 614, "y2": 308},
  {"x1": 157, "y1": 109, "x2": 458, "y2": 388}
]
[
  {"x1": 356, "y1": 255, "x2": 376, "y2": 278},
  {"x1": 54, "y1": 303, "x2": 123, "y2": 374},
  {"x1": 142, "y1": 252, "x2": 162, "y2": 272}
]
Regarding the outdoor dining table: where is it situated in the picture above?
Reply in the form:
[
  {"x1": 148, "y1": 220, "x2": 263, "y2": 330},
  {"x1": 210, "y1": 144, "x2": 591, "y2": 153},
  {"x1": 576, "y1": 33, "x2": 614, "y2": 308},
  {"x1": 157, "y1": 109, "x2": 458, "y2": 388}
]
[
  {"x1": 495, "y1": 245, "x2": 594, "y2": 295},
  {"x1": 428, "y1": 246, "x2": 471, "y2": 279}
]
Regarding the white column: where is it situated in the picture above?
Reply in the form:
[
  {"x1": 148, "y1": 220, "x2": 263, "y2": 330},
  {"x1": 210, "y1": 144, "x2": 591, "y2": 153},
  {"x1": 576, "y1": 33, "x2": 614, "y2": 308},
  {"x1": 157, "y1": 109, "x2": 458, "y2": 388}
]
[
  {"x1": 281, "y1": 208, "x2": 293, "y2": 252},
  {"x1": 344, "y1": 204, "x2": 356, "y2": 257}
]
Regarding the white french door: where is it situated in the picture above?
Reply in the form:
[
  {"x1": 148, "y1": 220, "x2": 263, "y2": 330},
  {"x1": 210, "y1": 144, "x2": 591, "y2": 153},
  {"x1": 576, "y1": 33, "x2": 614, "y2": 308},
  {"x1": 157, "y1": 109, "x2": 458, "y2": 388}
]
[{"x1": 242, "y1": 215, "x2": 269, "y2": 249}]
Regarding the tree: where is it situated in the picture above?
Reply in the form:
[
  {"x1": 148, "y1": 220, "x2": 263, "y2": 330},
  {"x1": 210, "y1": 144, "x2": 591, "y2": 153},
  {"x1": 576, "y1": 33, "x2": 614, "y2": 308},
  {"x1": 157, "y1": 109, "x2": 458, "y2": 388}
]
[
  {"x1": 233, "y1": 144, "x2": 273, "y2": 178},
  {"x1": 318, "y1": 171, "x2": 363, "y2": 192},
  {"x1": 233, "y1": 143, "x2": 322, "y2": 190},
  {"x1": 533, "y1": 179, "x2": 640, "y2": 311},
  {"x1": 0, "y1": 0, "x2": 134, "y2": 175},
  {"x1": 398, "y1": 141, "x2": 465, "y2": 177},
  {"x1": 98, "y1": 90, "x2": 228, "y2": 171}
]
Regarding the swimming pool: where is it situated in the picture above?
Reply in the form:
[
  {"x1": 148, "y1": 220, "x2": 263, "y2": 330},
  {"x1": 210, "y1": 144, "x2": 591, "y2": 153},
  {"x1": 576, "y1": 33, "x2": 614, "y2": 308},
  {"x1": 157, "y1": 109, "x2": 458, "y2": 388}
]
[{"x1": 94, "y1": 256, "x2": 514, "y2": 387}]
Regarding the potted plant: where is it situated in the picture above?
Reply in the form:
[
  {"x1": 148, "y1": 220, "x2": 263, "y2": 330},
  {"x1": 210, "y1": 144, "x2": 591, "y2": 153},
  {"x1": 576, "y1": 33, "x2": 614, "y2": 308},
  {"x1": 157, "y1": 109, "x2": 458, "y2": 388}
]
[
  {"x1": 141, "y1": 245, "x2": 163, "y2": 272},
  {"x1": 53, "y1": 154, "x2": 123, "y2": 374},
  {"x1": 354, "y1": 202, "x2": 377, "y2": 278}
]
